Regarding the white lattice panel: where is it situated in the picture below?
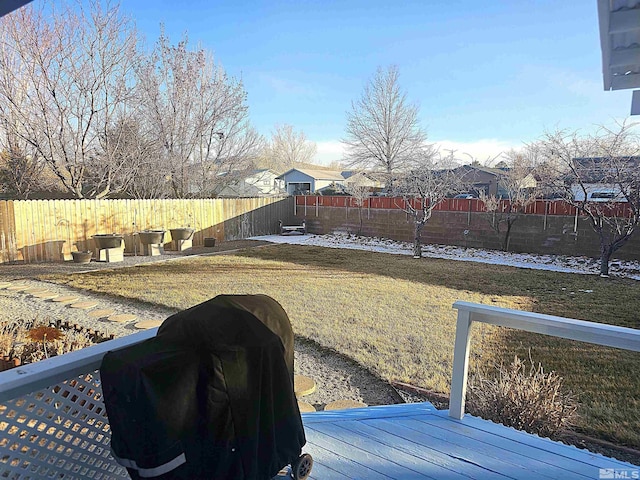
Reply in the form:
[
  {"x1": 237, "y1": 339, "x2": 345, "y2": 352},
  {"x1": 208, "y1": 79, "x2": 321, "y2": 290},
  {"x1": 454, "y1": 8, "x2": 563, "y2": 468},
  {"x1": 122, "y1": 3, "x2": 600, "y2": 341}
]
[{"x1": 0, "y1": 371, "x2": 127, "y2": 479}]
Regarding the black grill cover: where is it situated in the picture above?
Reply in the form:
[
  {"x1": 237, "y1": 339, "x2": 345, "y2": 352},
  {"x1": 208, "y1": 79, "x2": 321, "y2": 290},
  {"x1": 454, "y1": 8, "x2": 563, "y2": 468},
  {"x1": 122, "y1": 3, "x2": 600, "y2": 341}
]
[{"x1": 100, "y1": 294, "x2": 306, "y2": 480}]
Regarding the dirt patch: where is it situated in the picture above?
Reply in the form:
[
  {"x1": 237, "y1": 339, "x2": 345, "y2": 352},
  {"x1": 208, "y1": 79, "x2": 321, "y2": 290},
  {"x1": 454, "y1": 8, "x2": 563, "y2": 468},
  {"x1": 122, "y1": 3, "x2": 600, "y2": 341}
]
[{"x1": 295, "y1": 338, "x2": 404, "y2": 410}]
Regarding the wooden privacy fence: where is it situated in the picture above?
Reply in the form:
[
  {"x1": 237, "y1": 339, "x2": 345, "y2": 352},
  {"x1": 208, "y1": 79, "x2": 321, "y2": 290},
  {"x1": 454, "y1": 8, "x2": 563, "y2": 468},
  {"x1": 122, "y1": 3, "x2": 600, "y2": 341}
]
[{"x1": 0, "y1": 196, "x2": 294, "y2": 264}]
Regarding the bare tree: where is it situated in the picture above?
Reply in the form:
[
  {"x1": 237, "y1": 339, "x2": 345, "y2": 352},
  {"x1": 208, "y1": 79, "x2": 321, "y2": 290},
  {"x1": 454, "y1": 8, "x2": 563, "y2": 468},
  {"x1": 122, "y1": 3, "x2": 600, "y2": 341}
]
[
  {"x1": 95, "y1": 117, "x2": 167, "y2": 199},
  {"x1": 342, "y1": 65, "x2": 427, "y2": 190},
  {"x1": 326, "y1": 159, "x2": 345, "y2": 171},
  {"x1": 0, "y1": 0, "x2": 140, "y2": 198},
  {"x1": 394, "y1": 151, "x2": 464, "y2": 258},
  {"x1": 263, "y1": 124, "x2": 317, "y2": 172},
  {"x1": 136, "y1": 31, "x2": 262, "y2": 198},
  {"x1": 191, "y1": 126, "x2": 264, "y2": 198},
  {"x1": 0, "y1": 98, "x2": 59, "y2": 198},
  {"x1": 478, "y1": 151, "x2": 539, "y2": 252},
  {"x1": 0, "y1": 39, "x2": 54, "y2": 199},
  {"x1": 126, "y1": 158, "x2": 171, "y2": 199},
  {"x1": 531, "y1": 122, "x2": 640, "y2": 276},
  {"x1": 0, "y1": 147, "x2": 55, "y2": 199},
  {"x1": 343, "y1": 172, "x2": 372, "y2": 236}
]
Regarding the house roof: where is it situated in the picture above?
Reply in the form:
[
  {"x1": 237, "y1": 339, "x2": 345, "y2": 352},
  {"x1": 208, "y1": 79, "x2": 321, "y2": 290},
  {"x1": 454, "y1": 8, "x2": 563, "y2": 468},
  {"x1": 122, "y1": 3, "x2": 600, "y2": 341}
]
[
  {"x1": 247, "y1": 168, "x2": 278, "y2": 176},
  {"x1": 574, "y1": 156, "x2": 640, "y2": 164},
  {"x1": 341, "y1": 170, "x2": 382, "y2": 180},
  {"x1": 218, "y1": 168, "x2": 278, "y2": 178},
  {"x1": 455, "y1": 164, "x2": 505, "y2": 178},
  {"x1": 276, "y1": 168, "x2": 345, "y2": 181},
  {"x1": 572, "y1": 156, "x2": 640, "y2": 182}
]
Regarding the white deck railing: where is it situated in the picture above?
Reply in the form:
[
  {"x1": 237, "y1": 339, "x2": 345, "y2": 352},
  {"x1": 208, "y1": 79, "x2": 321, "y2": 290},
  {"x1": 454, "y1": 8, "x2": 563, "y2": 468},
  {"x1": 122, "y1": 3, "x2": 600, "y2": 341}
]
[
  {"x1": 449, "y1": 301, "x2": 640, "y2": 419},
  {"x1": 0, "y1": 328, "x2": 157, "y2": 480}
]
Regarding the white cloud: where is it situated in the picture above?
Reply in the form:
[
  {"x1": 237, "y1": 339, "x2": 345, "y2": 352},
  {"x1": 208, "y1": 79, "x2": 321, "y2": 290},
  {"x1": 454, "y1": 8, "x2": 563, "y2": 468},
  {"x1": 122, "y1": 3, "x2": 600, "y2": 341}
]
[
  {"x1": 312, "y1": 140, "x2": 346, "y2": 166},
  {"x1": 310, "y1": 138, "x2": 523, "y2": 167},
  {"x1": 432, "y1": 139, "x2": 522, "y2": 165}
]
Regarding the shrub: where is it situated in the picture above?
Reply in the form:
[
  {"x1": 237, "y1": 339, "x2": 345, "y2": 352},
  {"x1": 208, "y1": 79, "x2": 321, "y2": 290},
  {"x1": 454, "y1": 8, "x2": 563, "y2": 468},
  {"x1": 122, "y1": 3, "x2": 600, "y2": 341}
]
[
  {"x1": 0, "y1": 319, "x2": 96, "y2": 365},
  {"x1": 53, "y1": 330, "x2": 94, "y2": 356},
  {"x1": 0, "y1": 330, "x2": 14, "y2": 357},
  {"x1": 467, "y1": 354, "x2": 579, "y2": 438},
  {"x1": 0, "y1": 320, "x2": 27, "y2": 357}
]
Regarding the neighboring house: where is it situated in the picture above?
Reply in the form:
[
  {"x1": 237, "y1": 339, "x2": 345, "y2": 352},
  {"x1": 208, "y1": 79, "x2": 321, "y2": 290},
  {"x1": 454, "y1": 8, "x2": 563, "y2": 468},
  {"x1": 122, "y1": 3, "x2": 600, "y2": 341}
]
[
  {"x1": 276, "y1": 168, "x2": 345, "y2": 195},
  {"x1": 573, "y1": 156, "x2": 640, "y2": 181},
  {"x1": 454, "y1": 165, "x2": 503, "y2": 196},
  {"x1": 570, "y1": 183, "x2": 626, "y2": 202},
  {"x1": 213, "y1": 169, "x2": 284, "y2": 197},
  {"x1": 569, "y1": 156, "x2": 640, "y2": 201},
  {"x1": 454, "y1": 165, "x2": 537, "y2": 198},
  {"x1": 341, "y1": 171, "x2": 385, "y2": 190}
]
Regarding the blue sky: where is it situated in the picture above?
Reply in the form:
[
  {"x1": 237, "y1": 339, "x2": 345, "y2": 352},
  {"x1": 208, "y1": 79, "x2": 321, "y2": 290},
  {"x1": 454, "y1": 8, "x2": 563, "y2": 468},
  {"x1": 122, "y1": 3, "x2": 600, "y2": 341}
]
[{"x1": 120, "y1": 0, "x2": 632, "y2": 165}]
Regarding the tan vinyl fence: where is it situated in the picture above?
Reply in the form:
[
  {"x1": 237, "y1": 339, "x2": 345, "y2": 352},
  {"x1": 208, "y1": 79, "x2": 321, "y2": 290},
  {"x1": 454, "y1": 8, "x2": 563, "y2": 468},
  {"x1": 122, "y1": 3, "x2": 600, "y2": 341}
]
[{"x1": 0, "y1": 197, "x2": 294, "y2": 264}]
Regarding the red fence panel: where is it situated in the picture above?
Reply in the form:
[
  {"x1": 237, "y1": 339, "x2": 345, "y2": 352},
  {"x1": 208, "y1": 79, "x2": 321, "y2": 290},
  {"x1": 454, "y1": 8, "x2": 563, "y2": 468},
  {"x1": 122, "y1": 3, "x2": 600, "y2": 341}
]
[
  {"x1": 546, "y1": 201, "x2": 576, "y2": 216},
  {"x1": 298, "y1": 195, "x2": 631, "y2": 218},
  {"x1": 596, "y1": 202, "x2": 632, "y2": 218}
]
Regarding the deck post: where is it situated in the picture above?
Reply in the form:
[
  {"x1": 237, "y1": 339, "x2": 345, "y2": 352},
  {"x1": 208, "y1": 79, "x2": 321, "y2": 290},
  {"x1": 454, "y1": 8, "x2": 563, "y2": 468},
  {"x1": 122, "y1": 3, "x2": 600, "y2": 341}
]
[{"x1": 449, "y1": 308, "x2": 472, "y2": 419}]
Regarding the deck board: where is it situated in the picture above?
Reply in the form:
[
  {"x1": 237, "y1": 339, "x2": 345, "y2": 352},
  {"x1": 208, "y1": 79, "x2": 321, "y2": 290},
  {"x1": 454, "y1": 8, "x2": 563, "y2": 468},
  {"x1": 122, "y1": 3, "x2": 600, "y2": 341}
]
[
  {"x1": 419, "y1": 415, "x2": 606, "y2": 476},
  {"x1": 402, "y1": 417, "x2": 596, "y2": 478},
  {"x1": 429, "y1": 411, "x2": 636, "y2": 469},
  {"x1": 306, "y1": 461, "x2": 353, "y2": 480},
  {"x1": 358, "y1": 418, "x2": 534, "y2": 480},
  {"x1": 310, "y1": 419, "x2": 505, "y2": 480},
  {"x1": 299, "y1": 438, "x2": 394, "y2": 479},
  {"x1": 300, "y1": 403, "x2": 639, "y2": 480}
]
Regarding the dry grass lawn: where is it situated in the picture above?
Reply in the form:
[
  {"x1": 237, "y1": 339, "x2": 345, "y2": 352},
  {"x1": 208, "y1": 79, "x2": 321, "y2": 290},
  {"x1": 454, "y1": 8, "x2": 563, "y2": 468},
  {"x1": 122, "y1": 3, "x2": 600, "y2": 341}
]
[{"x1": 41, "y1": 244, "x2": 640, "y2": 449}]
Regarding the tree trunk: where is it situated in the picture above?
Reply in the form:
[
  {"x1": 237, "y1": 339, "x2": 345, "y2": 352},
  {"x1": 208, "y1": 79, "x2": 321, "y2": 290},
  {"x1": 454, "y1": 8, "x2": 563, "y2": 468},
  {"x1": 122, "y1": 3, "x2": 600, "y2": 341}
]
[
  {"x1": 503, "y1": 220, "x2": 513, "y2": 251},
  {"x1": 413, "y1": 221, "x2": 423, "y2": 259},
  {"x1": 600, "y1": 248, "x2": 612, "y2": 277}
]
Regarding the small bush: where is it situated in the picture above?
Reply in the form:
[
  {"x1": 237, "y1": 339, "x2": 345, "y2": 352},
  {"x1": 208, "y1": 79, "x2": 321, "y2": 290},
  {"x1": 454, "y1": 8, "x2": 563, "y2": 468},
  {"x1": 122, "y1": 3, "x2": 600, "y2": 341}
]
[
  {"x1": 467, "y1": 355, "x2": 579, "y2": 438},
  {"x1": 53, "y1": 330, "x2": 94, "y2": 356},
  {"x1": 0, "y1": 330, "x2": 14, "y2": 357},
  {"x1": 0, "y1": 319, "x2": 96, "y2": 365},
  {"x1": 0, "y1": 320, "x2": 27, "y2": 357}
]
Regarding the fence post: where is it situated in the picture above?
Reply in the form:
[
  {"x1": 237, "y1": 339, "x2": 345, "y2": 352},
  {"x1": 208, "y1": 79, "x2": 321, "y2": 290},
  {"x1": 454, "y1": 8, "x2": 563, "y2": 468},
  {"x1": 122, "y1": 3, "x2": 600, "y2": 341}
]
[{"x1": 449, "y1": 308, "x2": 472, "y2": 420}]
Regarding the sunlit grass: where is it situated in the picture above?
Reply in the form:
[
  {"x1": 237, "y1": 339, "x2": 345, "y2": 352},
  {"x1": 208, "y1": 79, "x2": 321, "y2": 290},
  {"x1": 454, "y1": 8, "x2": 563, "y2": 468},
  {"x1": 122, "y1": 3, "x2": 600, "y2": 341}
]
[{"x1": 41, "y1": 244, "x2": 640, "y2": 448}]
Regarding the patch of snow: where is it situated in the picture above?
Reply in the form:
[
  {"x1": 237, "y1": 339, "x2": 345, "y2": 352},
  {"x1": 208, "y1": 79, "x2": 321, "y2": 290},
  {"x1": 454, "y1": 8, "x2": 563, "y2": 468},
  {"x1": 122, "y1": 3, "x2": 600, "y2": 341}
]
[{"x1": 249, "y1": 233, "x2": 640, "y2": 281}]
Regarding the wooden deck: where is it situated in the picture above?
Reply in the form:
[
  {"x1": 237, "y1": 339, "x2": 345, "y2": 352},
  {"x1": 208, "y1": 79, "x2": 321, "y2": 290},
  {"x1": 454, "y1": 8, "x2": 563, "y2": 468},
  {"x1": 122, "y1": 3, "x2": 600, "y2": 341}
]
[{"x1": 298, "y1": 403, "x2": 638, "y2": 480}]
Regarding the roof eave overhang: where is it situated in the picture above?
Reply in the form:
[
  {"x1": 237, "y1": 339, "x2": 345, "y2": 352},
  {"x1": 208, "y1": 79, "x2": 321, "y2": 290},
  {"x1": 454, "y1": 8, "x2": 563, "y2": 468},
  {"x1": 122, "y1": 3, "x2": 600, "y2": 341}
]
[
  {"x1": 0, "y1": 0, "x2": 33, "y2": 18},
  {"x1": 597, "y1": 0, "x2": 640, "y2": 91}
]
